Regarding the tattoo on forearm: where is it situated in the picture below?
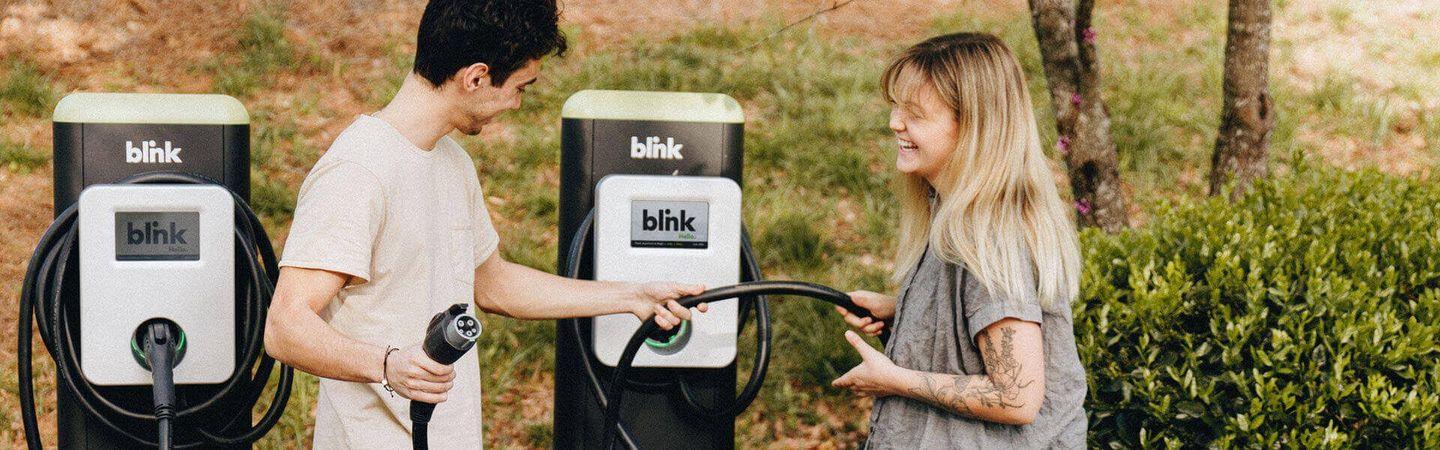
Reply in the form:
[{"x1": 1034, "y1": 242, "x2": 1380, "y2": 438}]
[{"x1": 904, "y1": 327, "x2": 1032, "y2": 418}]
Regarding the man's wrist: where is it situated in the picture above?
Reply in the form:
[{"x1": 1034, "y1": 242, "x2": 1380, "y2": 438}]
[{"x1": 375, "y1": 345, "x2": 395, "y2": 384}]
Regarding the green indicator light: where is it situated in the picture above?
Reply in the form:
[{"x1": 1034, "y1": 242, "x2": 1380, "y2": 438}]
[{"x1": 645, "y1": 320, "x2": 690, "y2": 349}]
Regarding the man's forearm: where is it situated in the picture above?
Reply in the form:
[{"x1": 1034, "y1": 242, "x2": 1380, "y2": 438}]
[
  {"x1": 265, "y1": 301, "x2": 385, "y2": 383},
  {"x1": 475, "y1": 258, "x2": 639, "y2": 319}
]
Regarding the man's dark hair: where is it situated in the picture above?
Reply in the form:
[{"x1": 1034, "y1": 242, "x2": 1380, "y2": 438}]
[{"x1": 413, "y1": 0, "x2": 568, "y2": 87}]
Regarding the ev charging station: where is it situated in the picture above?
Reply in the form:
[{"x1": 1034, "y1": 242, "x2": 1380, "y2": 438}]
[
  {"x1": 554, "y1": 90, "x2": 873, "y2": 449},
  {"x1": 18, "y1": 93, "x2": 292, "y2": 449},
  {"x1": 78, "y1": 184, "x2": 236, "y2": 386}
]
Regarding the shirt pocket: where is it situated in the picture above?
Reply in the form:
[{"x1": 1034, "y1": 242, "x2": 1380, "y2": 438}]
[{"x1": 450, "y1": 224, "x2": 477, "y2": 287}]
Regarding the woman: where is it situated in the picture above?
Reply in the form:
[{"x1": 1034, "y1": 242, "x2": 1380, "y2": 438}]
[{"x1": 830, "y1": 32, "x2": 1087, "y2": 448}]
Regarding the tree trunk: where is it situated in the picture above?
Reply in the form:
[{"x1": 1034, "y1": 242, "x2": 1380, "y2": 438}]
[
  {"x1": 1208, "y1": 0, "x2": 1274, "y2": 198},
  {"x1": 1028, "y1": 0, "x2": 1129, "y2": 232}
]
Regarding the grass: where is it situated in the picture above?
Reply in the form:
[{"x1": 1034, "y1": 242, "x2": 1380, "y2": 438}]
[
  {"x1": 0, "y1": 139, "x2": 48, "y2": 172},
  {"x1": 1, "y1": 59, "x2": 56, "y2": 117},
  {"x1": 756, "y1": 209, "x2": 830, "y2": 270},
  {"x1": 250, "y1": 173, "x2": 297, "y2": 222},
  {"x1": 212, "y1": 6, "x2": 303, "y2": 97}
]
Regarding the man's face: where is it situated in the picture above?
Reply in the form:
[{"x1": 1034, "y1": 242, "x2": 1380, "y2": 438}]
[{"x1": 450, "y1": 59, "x2": 541, "y2": 135}]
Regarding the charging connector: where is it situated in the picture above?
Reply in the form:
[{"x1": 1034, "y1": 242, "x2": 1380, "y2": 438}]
[
  {"x1": 411, "y1": 304, "x2": 480, "y2": 450},
  {"x1": 135, "y1": 320, "x2": 182, "y2": 450}
]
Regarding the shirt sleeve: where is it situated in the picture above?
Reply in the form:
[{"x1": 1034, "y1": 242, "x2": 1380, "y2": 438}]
[
  {"x1": 959, "y1": 258, "x2": 1043, "y2": 343},
  {"x1": 278, "y1": 160, "x2": 385, "y2": 284}
]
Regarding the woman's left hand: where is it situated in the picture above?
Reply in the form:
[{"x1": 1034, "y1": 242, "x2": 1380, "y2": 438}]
[{"x1": 832, "y1": 330, "x2": 908, "y2": 397}]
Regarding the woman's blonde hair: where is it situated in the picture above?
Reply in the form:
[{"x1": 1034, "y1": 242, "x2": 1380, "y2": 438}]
[{"x1": 882, "y1": 32, "x2": 1080, "y2": 311}]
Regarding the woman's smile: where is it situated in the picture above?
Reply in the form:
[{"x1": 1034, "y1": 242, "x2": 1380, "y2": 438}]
[{"x1": 897, "y1": 137, "x2": 919, "y2": 156}]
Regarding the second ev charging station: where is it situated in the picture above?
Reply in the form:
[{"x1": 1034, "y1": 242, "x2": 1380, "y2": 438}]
[{"x1": 555, "y1": 90, "x2": 746, "y2": 448}]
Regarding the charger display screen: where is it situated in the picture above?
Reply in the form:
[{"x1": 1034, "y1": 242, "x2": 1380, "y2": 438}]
[
  {"x1": 631, "y1": 200, "x2": 709, "y2": 249},
  {"x1": 115, "y1": 211, "x2": 200, "y2": 261}
]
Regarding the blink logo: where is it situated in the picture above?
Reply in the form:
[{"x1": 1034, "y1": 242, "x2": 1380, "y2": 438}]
[
  {"x1": 127, "y1": 220, "x2": 189, "y2": 245},
  {"x1": 125, "y1": 140, "x2": 184, "y2": 163},
  {"x1": 630, "y1": 136, "x2": 683, "y2": 160},
  {"x1": 631, "y1": 201, "x2": 707, "y2": 249},
  {"x1": 116, "y1": 212, "x2": 200, "y2": 260},
  {"x1": 641, "y1": 209, "x2": 696, "y2": 232}
]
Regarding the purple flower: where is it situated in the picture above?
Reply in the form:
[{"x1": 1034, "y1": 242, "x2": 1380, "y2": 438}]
[
  {"x1": 1070, "y1": 92, "x2": 1082, "y2": 106},
  {"x1": 1082, "y1": 27, "x2": 1097, "y2": 44},
  {"x1": 1057, "y1": 135, "x2": 1072, "y2": 155},
  {"x1": 1075, "y1": 198, "x2": 1093, "y2": 215}
]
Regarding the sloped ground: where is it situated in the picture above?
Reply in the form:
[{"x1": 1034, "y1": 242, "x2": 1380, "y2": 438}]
[{"x1": 1, "y1": 0, "x2": 1436, "y2": 448}]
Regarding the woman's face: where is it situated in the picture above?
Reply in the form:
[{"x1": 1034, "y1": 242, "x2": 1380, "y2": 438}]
[{"x1": 889, "y1": 82, "x2": 959, "y2": 183}]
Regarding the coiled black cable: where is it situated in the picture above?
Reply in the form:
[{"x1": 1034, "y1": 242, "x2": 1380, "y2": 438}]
[
  {"x1": 672, "y1": 230, "x2": 772, "y2": 419},
  {"x1": 18, "y1": 171, "x2": 293, "y2": 449}
]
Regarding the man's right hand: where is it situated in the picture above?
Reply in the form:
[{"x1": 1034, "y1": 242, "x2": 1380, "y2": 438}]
[
  {"x1": 384, "y1": 343, "x2": 456, "y2": 404},
  {"x1": 835, "y1": 290, "x2": 897, "y2": 337}
]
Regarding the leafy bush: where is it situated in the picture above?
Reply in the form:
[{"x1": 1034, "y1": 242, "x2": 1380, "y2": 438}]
[{"x1": 1078, "y1": 167, "x2": 1440, "y2": 448}]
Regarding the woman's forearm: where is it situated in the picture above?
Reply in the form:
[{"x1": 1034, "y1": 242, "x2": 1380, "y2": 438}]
[
  {"x1": 887, "y1": 321, "x2": 1045, "y2": 425},
  {"x1": 891, "y1": 368, "x2": 1037, "y2": 425}
]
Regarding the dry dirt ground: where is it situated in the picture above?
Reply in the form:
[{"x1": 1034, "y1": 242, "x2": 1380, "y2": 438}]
[{"x1": 2, "y1": 0, "x2": 1437, "y2": 447}]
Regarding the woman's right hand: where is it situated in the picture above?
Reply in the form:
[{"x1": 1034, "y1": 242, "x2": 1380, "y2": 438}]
[{"x1": 835, "y1": 290, "x2": 896, "y2": 336}]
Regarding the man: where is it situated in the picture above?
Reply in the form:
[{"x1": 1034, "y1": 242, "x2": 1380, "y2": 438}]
[{"x1": 263, "y1": 1, "x2": 706, "y2": 447}]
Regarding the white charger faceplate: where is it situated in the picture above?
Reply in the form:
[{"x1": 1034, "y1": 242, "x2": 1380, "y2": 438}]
[
  {"x1": 592, "y1": 175, "x2": 741, "y2": 368},
  {"x1": 79, "y1": 185, "x2": 235, "y2": 385}
]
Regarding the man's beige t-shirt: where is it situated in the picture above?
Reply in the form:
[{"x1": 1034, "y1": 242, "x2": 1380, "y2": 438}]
[{"x1": 280, "y1": 115, "x2": 498, "y2": 449}]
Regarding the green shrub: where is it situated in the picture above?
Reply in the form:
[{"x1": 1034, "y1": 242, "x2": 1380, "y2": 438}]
[{"x1": 1078, "y1": 167, "x2": 1440, "y2": 448}]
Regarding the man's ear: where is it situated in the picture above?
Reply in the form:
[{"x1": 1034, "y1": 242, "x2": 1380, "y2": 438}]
[{"x1": 457, "y1": 62, "x2": 491, "y2": 92}]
